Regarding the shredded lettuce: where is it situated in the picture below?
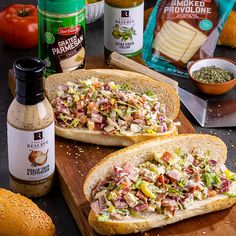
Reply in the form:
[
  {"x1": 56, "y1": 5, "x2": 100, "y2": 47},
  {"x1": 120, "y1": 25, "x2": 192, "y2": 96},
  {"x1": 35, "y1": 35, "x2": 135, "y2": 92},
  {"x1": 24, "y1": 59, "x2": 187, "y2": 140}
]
[
  {"x1": 132, "y1": 176, "x2": 142, "y2": 190},
  {"x1": 202, "y1": 173, "x2": 213, "y2": 187},
  {"x1": 98, "y1": 214, "x2": 110, "y2": 222}
]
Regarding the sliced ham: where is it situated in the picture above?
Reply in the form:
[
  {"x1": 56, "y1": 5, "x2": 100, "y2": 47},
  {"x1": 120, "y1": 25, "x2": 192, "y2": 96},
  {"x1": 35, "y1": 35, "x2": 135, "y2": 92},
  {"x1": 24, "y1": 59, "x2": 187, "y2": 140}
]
[
  {"x1": 136, "y1": 191, "x2": 148, "y2": 203},
  {"x1": 104, "y1": 125, "x2": 116, "y2": 133},
  {"x1": 91, "y1": 113, "x2": 103, "y2": 123},
  {"x1": 186, "y1": 153, "x2": 194, "y2": 165},
  {"x1": 114, "y1": 199, "x2": 128, "y2": 209},
  {"x1": 98, "y1": 195, "x2": 107, "y2": 210},
  {"x1": 186, "y1": 180, "x2": 197, "y2": 189},
  {"x1": 167, "y1": 170, "x2": 182, "y2": 181},
  {"x1": 97, "y1": 98, "x2": 108, "y2": 105},
  {"x1": 90, "y1": 200, "x2": 100, "y2": 215},
  {"x1": 111, "y1": 213, "x2": 123, "y2": 220},
  {"x1": 122, "y1": 162, "x2": 134, "y2": 173},
  {"x1": 133, "y1": 203, "x2": 148, "y2": 212},
  {"x1": 128, "y1": 167, "x2": 139, "y2": 182}
]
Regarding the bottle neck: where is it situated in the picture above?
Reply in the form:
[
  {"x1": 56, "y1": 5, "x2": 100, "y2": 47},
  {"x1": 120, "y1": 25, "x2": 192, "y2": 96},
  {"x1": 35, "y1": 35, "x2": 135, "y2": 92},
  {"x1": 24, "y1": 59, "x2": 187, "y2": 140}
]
[{"x1": 16, "y1": 77, "x2": 45, "y2": 105}]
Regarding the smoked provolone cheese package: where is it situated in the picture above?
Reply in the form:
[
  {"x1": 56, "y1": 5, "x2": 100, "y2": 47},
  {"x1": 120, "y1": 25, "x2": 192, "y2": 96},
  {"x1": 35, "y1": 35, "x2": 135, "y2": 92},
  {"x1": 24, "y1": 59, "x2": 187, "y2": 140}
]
[{"x1": 142, "y1": 0, "x2": 235, "y2": 77}]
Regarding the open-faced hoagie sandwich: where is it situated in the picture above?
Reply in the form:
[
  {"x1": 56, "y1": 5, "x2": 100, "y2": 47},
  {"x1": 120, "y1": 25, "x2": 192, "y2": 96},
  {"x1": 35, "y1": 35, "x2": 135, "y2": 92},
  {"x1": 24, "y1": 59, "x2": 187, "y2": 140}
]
[
  {"x1": 83, "y1": 134, "x2": 236, "y2": 235},
  {"x1": 45, "y1": 69, "x2": 180, "y2": 146}
]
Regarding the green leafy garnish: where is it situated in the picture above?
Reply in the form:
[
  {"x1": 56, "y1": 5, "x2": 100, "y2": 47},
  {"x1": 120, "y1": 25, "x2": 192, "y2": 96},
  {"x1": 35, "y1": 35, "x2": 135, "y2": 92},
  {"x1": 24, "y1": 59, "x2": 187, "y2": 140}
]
[
  {"x1": 213, "y1": 175, "x2": 221, "y2": 187},
  {"x1": 132, "y1": 176, "x2": 142, "y2": 189},
  {"x1": 98, "y1": 214, "x2": 110, "y2": 222},
  {"x1": 202, "y1": 173, "x2": 213, "y2": 187}
]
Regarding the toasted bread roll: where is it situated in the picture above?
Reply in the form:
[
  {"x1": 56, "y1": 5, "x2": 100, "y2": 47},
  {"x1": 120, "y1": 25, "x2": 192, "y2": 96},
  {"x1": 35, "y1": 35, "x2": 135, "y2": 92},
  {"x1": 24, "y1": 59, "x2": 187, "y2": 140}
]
[
  {"x1": 218, "y1": 11, "x2": 236, "y2": 48},
  {"x1": 0, "y1": 188, "x2": 55, "y2": 236},
  {"x1": 45, "y1": 69, "x2": 180, "y2": 146},
  {"x1": 83, "y1": 134, "x2": 235, "y2": 235}
]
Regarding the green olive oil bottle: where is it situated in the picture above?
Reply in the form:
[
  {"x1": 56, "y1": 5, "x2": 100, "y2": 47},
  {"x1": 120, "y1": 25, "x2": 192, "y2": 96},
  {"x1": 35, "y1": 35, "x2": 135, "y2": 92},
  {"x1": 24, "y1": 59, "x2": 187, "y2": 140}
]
[{"x1": 104, "y1": 0, "x2": 144, "y2": 60}]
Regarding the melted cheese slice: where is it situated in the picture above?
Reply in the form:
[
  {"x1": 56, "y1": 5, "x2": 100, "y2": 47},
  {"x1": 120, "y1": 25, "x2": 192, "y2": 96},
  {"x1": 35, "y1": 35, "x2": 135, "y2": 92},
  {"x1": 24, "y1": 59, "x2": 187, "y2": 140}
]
[{"x1": 153, "y1": 20, "x2": 207, "y2": 64}]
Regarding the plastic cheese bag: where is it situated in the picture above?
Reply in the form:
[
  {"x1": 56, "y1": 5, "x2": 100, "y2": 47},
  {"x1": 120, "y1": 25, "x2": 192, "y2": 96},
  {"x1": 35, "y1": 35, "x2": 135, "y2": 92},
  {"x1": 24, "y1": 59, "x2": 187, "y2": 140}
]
[{"x1": 142, "y1": 0, "x2": 235, "y2": 77}]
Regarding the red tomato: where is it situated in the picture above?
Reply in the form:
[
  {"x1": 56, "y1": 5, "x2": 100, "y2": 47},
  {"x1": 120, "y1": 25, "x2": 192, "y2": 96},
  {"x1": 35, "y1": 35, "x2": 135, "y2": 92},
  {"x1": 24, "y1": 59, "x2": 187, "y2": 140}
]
[
  {"x1": 161, "y1": 151, "x2": 173, "y2": 162},
  {"x1": 0, "y1": 4, "x2": 38, "y2": 49}
]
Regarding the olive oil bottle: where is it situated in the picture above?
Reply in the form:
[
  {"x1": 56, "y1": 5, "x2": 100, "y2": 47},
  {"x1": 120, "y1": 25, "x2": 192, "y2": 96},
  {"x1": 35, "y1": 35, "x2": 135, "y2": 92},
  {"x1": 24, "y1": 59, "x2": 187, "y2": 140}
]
[{"x1": 104, "y1": 0, "x2": 144, "y2": 60}]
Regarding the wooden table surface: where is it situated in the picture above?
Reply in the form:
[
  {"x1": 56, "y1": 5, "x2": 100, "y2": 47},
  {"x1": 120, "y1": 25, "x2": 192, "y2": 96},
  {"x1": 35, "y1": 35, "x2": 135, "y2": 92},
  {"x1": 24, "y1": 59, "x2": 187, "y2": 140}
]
[{"x1": 1, "y1": 1, "x2": 236, "y2": 235}]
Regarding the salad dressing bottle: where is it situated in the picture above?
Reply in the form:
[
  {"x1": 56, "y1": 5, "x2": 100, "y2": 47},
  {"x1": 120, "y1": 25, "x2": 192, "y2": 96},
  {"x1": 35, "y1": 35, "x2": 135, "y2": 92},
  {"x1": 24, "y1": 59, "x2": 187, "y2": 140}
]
[
  {"x1": 104, "y1": 0, "x2": 144, "y2": 60},
  {"x1": 7, "y1": 57, "x2": 55, "y2": 198}
]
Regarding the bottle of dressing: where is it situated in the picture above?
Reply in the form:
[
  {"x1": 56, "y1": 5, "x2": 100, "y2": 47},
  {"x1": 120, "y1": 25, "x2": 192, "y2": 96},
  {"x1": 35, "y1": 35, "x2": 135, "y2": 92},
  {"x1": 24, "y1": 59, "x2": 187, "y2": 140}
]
[{"x1": 7, "y1": 57, "x2": 55, "y2": 198}]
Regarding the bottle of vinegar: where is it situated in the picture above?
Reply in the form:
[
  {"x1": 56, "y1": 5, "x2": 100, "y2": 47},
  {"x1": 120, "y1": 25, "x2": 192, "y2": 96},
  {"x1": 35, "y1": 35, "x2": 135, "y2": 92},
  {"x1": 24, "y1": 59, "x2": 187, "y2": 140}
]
[{"x1": 104, "y1": 0, "x2": 144, "y2": 60}]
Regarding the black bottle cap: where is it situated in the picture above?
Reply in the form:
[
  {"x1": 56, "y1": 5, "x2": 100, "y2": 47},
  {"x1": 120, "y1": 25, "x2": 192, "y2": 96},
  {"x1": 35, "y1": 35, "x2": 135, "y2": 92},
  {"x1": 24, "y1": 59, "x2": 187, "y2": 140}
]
[{"x1": 14, "y1": 57, "x2": 45, "y2": 105}]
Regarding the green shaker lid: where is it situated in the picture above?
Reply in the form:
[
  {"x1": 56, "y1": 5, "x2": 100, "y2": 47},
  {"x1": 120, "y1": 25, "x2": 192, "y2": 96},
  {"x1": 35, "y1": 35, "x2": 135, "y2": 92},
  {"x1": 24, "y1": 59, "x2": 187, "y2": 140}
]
[{"x1": 38, "y1": 0, "x2": 85, "y2": 14}]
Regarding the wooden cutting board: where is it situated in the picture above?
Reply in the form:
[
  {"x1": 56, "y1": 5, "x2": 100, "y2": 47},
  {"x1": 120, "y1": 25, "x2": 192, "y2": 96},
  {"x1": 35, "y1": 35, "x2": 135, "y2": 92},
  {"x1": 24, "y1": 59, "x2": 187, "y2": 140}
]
[
  {"x1": 54, "y1": 57, "x2": 236, "y2": 236},
  {"x1": 8, "y1": 56, "x2": 236, "y2": 235}
]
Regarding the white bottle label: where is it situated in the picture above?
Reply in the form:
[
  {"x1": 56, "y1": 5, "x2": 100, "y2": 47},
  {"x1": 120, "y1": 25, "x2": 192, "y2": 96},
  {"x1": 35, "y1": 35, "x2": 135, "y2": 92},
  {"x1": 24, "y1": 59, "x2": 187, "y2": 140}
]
[
  {"x1": 104, "y1": 3, "x2": 144, "y2": 55},
  {"x1": 7, "y1": 122, "x2": 55, "y2": 182}
]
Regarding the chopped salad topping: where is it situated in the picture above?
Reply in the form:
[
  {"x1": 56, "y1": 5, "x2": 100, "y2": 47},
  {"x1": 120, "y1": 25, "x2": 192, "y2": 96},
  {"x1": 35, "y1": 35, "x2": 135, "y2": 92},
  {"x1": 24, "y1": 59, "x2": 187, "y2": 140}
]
[
  {"x1": 90, "y1": 148, "x2": 236, "y2": 222},
  {"x1": 52, "y1": 77, "x2": 174, "y2": 135}
]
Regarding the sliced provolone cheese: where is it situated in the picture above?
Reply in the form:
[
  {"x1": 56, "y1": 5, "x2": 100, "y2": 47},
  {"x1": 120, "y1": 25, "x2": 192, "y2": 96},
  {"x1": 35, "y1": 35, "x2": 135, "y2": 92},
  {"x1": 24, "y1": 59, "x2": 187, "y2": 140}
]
[
  {"x1": 153, "y1": 21, "x2": 196, "y2": 61},
  {"x1": 178, "y1": 20, "x2": 207, "y2": 63}
]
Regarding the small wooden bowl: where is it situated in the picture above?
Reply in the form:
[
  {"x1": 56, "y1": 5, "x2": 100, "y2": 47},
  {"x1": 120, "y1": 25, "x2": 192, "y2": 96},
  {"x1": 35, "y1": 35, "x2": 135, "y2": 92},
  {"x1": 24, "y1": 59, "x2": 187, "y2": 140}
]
[{"x1": 188, "y1": 57, "x2": 236, "y2": 95}]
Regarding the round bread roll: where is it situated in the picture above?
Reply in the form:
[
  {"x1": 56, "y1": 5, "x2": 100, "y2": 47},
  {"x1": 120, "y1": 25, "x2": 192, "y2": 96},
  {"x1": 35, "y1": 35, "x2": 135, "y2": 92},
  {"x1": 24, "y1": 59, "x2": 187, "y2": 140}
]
[
  {"x1": 0, "y1": 188, "x2": 55, "y2": 236},
  {"x1": 218, "y1": 11, "x2": 236, "y2": 48}
]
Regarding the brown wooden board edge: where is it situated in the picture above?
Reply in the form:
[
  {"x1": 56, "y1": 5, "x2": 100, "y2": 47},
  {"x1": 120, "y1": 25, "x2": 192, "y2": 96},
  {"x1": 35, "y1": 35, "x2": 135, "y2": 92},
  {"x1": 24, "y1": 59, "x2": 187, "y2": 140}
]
[{"x1": 57, "y1": 167, "x2": 95, "y2": 236}]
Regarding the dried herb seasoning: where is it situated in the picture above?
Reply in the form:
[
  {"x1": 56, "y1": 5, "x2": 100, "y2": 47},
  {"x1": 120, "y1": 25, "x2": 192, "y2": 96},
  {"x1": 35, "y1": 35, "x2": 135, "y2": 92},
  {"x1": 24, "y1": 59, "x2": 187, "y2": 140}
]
[{"x1": 192, "y1": 66, "x2": 234, "y2": 84}]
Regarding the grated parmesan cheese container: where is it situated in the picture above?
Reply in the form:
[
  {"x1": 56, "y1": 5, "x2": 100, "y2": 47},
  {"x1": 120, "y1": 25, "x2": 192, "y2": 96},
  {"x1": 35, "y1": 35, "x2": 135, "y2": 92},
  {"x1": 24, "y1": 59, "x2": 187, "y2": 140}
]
[{"x1": 38, "y1": 0, "x2": 86, "y2": 77}]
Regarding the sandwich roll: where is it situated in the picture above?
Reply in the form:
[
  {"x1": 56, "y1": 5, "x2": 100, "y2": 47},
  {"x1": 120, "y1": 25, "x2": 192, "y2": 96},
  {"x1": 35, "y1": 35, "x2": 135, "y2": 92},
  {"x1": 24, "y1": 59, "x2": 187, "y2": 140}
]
[
  {"x1": 218, "y1": 11, "x2": 236, "y2": 48},
  {"x1": 0, "y1": 188, "x2": 55, "y2": 236},
  {"x1": 83, "y1": 134, "x2": 236, "y2": 235},
  {"x1": 45, "y1": 69, "x2": 180, "y2": 146}
]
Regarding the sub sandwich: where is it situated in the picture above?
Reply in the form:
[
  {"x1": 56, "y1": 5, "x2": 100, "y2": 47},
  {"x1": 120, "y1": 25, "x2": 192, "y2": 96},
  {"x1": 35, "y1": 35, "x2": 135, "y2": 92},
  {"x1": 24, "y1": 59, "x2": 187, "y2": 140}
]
[
  {"x1": 83, "y1": 134, "x2": 236, "y2": 235},
  {"x1": 45, "y1": 69, "x2": 180, "y2": 146}
]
